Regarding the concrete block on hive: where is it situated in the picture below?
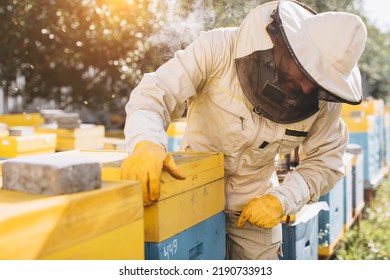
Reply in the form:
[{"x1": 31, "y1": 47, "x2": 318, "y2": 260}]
[
  {"x1": 40, "y1": 109, "x2": 66, "y2": 124},
  {"x1": 8, "y1": 126, "x2": 35, "y2": 136},
  {"x1": 55, "y1": 113, "x2": 81, "y2": 129},
  {"x1": 2, "y1": 153, "x2": 101, "y2": 195},
  {"x1": 40, "y1": 110, "x2": 81, "y2": 128}
]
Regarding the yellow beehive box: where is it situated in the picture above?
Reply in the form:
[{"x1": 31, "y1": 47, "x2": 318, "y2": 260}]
[
  {"x1": 0, "y1": 180, "x2": 144, "y2": 260},
  {"x1": 0, "y1": 123, "x2": 8, "y2": 138},
  {"x1": 342, "y1": 99, "x2": 385, "y2": 117},
  {"x1": 36, "y1": 124, "x2": 104, "y2": 138},
  {"x1": 342, "y1": 115, "x2": 375, "y2": 132},
  {"x1": 56, "y1": 137, "x2": 104, "y2": 151},
  {"x1": 0, "y1": 113, "x2": 45, "y2": 127},
  {"x1": 0, "y1": 133, "x2": 57, "y2": 158},
  {"x1": 0, "y1": 159, "x2": 3, "y2": 188},
  {"x1": 60, "y1": 149, "x2": 225, "y2": 242},
  {"x1": 103, "y1": 137, "x2": 126, "y2": 150},
  {"x1": 341, "y1": 103, "x2": 365, "y2": 118},
  {"x1": 105, "y1": 129, "x2": 125, "y2": 139},
  {"x1": 35, "y1": 124, "x2": 105, "y2": 151},
  {"x1": 167, "y1": 118, "x2": 187, "y2": 137},
  {"x1": 361, "y1": 99, "x2": 384, "y2": 116}
]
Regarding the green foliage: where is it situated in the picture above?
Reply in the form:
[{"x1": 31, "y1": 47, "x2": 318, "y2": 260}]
[
  {"x1": 335, "y1": 178, "x2": 390, "y2": 260},
  {"x1": 300, "y1": 0, "x2": 360, "y2": 12},
  {"x1": 0, "y1": 0, "x2": 389, "y2": 115},
  {"x1": 0, "y1": 0, "x2": 158, "y2": 111},
  {"x1": 359, "y1": 26, "x2": 390, "y2": 101}
]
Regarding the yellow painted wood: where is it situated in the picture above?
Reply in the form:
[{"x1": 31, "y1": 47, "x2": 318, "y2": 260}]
[
  {"x1": 0, "y1": 114, "x2": 44, "y2": 127},
  {"x1": 0, "y1": 134, "x2": 57, "y2": 158},
  {"x1": 105, "y1": 129, "x2": 125, "y2": 139},
  {"x1": 103, "y1": 137, "x2": 126, "y2": 150},
  {"x1": 0, "y1": 180, "x2": 143, "y2": 260},
  {"x1": 0, "y1": 134, "x2": 56, "y2": 153},
  {"x1": 101, "y1": 152, "x2": 225, "y2": 200},
  {"x1": 167, "y1": 118, "x2": 187, "y2": 137},
  {"x1": 35, "y1": 125, "x2": 105, "y2": 151},
  {"x1": 342, "y1": 115, "x2": 375, "y2": 132},
  {"x1": 341, "y1": 104, "x2": 365, "y2": 118},
  {"x1": 318, "y1": 230, "x2": 344, "y2": 257},
  {"x1": 91, "y1": 151, "x2": 224, "y2": 200},
  {"x1": 342, "y1": 99, "x2": 384, "y2": 117},
  {"x1": 59, "y1": 150, "x2": 224, "y2": 199},
  {"x1": 0, "y1": 131, "x2": 9, "y2": 138},
  {"x1": 56, "y1": 137, "x2": 104, "y2": 151},
  {"x1": 365, "y1": 99, "x2": 383, "y2": 115},
  {"x1": 351, "y1": 152, "x2": 363, "y2": 167},
  {"x1": 144, "y1": 178, "x2": 225, "y2": 242},
  {"x1": 0, "y1": 148, "x2": 56, "y2": 158},
  {"x1": 36, "y1": 124, "x2": 105, "y2": 138},
  {"x1": 61, "y1": 150, "x2": 225, "y2": 241},
  {"x1": 41, "y1": 219, "x2": 144, "y2": 260}
]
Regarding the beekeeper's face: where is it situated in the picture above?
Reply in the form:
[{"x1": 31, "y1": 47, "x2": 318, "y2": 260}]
[{"x1": 273, "y1": 33, "x2": 317, "y2": 96}]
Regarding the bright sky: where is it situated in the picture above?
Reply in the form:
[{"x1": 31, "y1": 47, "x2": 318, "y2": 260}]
[{"x1": 363, "y1": 0, "x2": 390, "y2": 32}]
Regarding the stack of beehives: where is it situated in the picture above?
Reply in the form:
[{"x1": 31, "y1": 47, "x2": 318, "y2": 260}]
[
  {"x1": 0, "y1": 114, "x2": 56, "y2": 159},
  {"x1": 0, "y1": 152, "x2": 143, "y2": 260},
  {"x1": 0, "y1": 149, "x2": 226, "y2": 260},
  {"x1": 61, "y1": 149, "x2": 226, "y2": 260},
  {"x1": 36, "y1": 111, "x2": 105, "y2": 151}
]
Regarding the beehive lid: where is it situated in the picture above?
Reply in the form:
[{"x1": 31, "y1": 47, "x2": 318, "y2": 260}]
[
  {"x1": 62, "y1": 149, "x2": 224, "y2": 201},
  {"x1": 0, "y1": 180, "x2": 142, "y2": 259}
]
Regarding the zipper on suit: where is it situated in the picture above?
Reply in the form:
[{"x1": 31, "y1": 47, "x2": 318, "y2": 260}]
[
  {"x1": 278, "y1": 139, "x2": 284, "y2": 154},
  {"x1": 225, "y1": 115, "x2": 261, "y2": 210},
  {"x1": 240, "y1": 116, "x2": 245, "y2": 130}
]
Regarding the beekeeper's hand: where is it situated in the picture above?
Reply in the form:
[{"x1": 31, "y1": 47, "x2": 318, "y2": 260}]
[
  {"x1": 236, "y1": 194, "x2": 284, "y2": 228},
  {"x1": 120, "y1": 140, "x2": 185, "y2": 206}
]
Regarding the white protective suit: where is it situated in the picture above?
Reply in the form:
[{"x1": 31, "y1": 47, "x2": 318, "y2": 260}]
[{"x1": 124, "y1": 1, "x2": 348, "y2": 259}]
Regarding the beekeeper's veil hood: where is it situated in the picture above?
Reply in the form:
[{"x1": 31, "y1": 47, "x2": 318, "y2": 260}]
[
  {"x1": 235, "y1": 0, "x2": 367, "y2": 107},
  {"x1": 274, "y1": 0, "x2": 367, "y2": 104}
]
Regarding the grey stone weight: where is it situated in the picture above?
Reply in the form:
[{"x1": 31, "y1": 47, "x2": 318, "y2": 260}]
[
  {"x1": 8, "y1": 126, "x2": 35, "y2": 136},
  {"x1": 2, "y1": 153, "x2": 102, "y2": 195}
]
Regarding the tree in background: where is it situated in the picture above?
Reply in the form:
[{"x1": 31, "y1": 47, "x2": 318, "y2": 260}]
[
  {"x1": 0, "y1": 0, "x2": 157, "y2": 114},
  {"x1": 0, "y1": 0, "x2": 388, "y2": 124}
]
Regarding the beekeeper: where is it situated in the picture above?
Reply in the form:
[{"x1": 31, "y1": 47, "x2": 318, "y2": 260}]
[{"x1": 121, "y1": 0, "x2": 367, "y2": 259}]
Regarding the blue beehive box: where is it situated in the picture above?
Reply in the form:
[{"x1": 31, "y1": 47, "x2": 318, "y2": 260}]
[
  {"x1": 384, "y1": 107, "x2": 390, "y2": 168},
  {"x1": 346, "y1": 144, "x2": 365, "y2": 216},
  {"x1": 376, "y1": 115, "x2": 386, "y2": 170},
  {"x1": 168, "y1": 136, "x2": 183, "y2": 152},
  {"x1": 167, "y1": 119, "x2": 186, "y2": 152},
  {"x1": 345, "y1": 115, "x2": 382, "y2": 190},
  {"x1": 280, "y1": 214, "x2": 319, "y2": 260},
  {"x1": 343, "y1": 153, "x2": 354, "y2": 231},
  {"x1": 144, "y1": 212, "x2": 226, "y2": 260},
  {"x1": 318, "y1": 179, "x2": 345, "y2": 257},
  {"x1": 349, "y1": 131, "x2": 380, "y2": 189}
]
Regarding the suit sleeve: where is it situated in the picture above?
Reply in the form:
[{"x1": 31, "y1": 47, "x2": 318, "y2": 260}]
[
  {"x1": 123, "y1": 29, "x2": 228, "y2": 152},
  {"x1": 267, "y1": 102, "x2": 348, "y2": 214}
]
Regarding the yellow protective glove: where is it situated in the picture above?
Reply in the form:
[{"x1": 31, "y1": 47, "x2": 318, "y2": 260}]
[
  {"x1": 236, "y1": 194, "x2": 284, "y2": 229},
  {"x1": 120, "y1": 140, "x2": 186, "y2": 206}
]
